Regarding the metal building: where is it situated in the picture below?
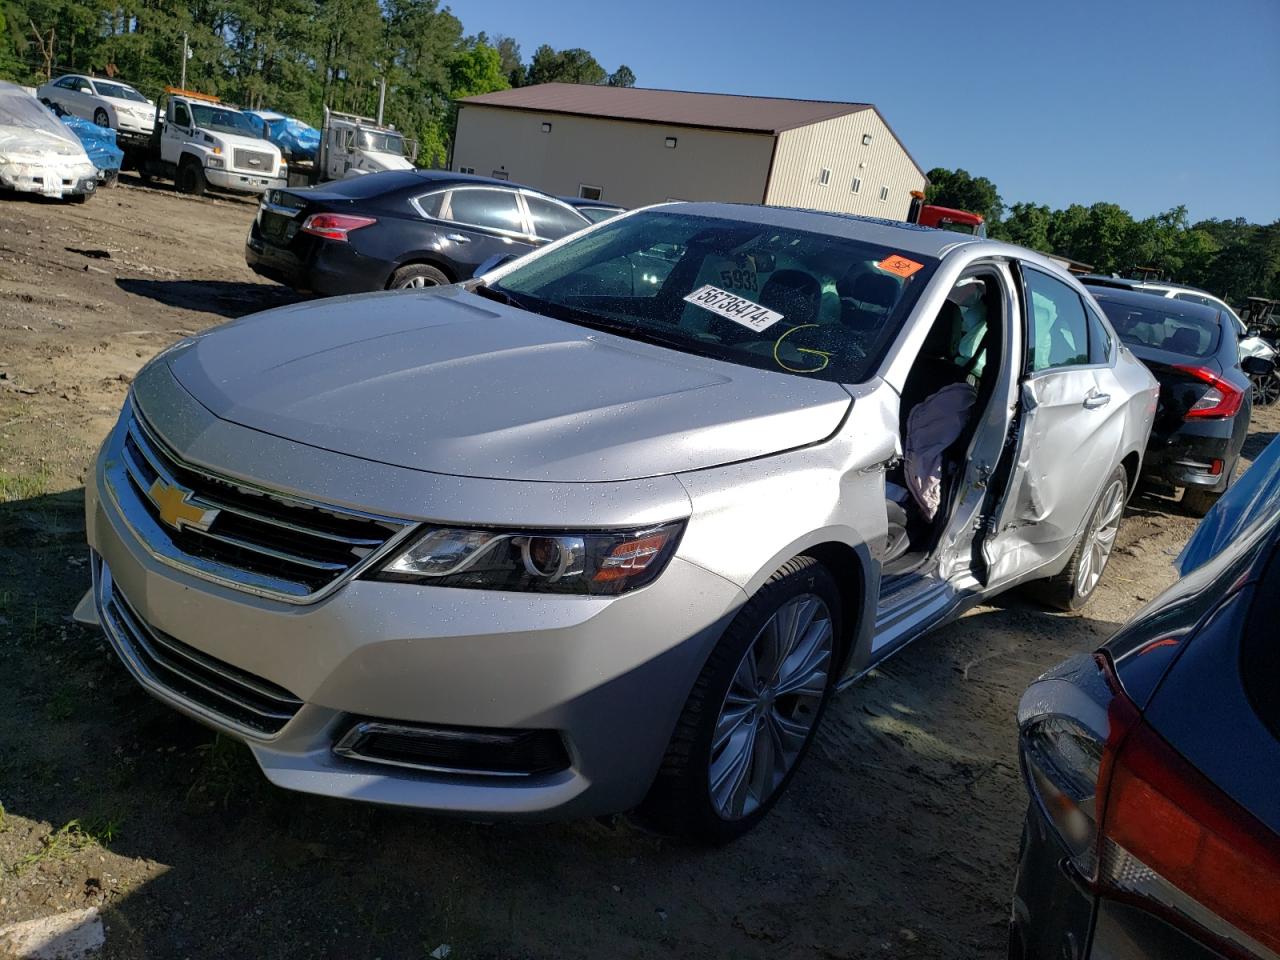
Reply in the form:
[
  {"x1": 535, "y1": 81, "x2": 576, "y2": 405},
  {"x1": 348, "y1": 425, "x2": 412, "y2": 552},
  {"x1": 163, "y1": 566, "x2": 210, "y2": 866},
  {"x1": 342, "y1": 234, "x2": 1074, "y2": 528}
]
[{"x1": 454, "y1": 84, "x2": 928, "y2": 219}]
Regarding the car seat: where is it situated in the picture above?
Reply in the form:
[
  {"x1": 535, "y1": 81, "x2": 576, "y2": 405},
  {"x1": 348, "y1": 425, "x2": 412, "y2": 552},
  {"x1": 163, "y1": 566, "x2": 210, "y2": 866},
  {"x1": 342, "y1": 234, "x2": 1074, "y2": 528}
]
[
  {"x1": 1166, "y1": 327, "x2": 1203, "y2": 355},
  {"x1": 838, "y1": 271, "x2": 900, "y2": 333},
  {"x1": 758, "y1": 269, "x2": 823, "y2": 327}
]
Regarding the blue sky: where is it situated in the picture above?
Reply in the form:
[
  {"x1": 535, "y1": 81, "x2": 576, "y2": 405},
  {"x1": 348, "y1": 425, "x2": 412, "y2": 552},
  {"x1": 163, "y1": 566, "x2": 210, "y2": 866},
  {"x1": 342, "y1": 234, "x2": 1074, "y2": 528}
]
[{"x1": 455, "y1": 0, "x2": 1280, "y2": 224}]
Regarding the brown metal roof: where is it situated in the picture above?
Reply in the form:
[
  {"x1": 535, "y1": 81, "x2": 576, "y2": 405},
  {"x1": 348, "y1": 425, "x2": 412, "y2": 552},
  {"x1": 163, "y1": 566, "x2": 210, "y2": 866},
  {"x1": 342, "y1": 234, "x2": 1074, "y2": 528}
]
[{"x1": 458, "y1": 83, "x2": 872, "y2": 135}]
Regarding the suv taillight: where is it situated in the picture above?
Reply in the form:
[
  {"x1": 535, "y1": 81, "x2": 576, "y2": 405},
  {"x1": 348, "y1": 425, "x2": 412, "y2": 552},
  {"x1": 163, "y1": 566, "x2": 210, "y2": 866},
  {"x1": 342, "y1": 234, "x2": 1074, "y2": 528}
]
[
  {"x1": 301, "y1": 213, "x2": 376, "y2": 241},
  {"x1": 1175, "y1": 364, "x2": 1245, "y2": 420},
  {"x1": 1020, "y1": 654, "x2": 1280, "y2": 958}
]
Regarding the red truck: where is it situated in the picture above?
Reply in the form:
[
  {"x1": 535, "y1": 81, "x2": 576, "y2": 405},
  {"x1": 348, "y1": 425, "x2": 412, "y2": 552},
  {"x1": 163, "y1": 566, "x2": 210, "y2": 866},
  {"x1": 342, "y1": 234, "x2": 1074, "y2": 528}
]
[{"x1": 906, "y1": 190, "x2": 986, "y2": 237}]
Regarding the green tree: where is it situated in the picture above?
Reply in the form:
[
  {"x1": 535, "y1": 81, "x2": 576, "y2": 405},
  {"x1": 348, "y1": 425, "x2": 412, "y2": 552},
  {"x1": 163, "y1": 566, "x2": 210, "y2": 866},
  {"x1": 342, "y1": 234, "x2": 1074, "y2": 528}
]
[
  {"x1": 527, "y1": 44, "x2": 605, "y2": 85},
  {"x1": 924, "y1": 166, "x2": 1004, "y2": 225},
  {"x1": 607, "y1": 64, "x2": 635, "y2": 87},
  {"x1": 493, "y1": 34, "x2": 523, "y2": 87},
  {"x1": 994, "y1": 201, "x2": 1052, "y2": 252}
]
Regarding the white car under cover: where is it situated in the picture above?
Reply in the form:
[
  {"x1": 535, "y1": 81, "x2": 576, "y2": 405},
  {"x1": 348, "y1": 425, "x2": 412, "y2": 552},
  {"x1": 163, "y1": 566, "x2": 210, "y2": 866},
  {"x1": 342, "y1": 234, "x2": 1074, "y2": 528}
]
[{"x1": 0, "y1": 81, "x2": 97, "y2": 199}]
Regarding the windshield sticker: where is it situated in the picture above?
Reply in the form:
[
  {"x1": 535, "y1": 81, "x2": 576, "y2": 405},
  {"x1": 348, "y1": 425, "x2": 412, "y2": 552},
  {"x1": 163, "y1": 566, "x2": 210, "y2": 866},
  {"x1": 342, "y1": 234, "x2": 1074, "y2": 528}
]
[
  {"x1": 683, "y1": 284, "x2": 783, "y2": 333},
  {"x1": 876, "y1": 254, "x2": 925, "y2": 279}
]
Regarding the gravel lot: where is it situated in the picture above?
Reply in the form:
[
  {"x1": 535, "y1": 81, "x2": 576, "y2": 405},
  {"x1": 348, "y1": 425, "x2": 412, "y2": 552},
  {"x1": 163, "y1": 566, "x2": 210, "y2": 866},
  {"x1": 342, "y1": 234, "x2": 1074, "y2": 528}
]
[{"x1": 1, "y1": 182, "x2": 1275, "y2": 959}]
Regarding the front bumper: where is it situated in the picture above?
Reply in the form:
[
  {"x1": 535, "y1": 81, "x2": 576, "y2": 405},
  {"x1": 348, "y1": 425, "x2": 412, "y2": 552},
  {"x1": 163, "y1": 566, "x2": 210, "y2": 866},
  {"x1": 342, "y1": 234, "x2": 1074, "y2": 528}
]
[
  {"x1": 85, "y1": 402, "x2": 742, "y2": 820},
  {"x1": 0, "y1": 159, "x2": 97, "y2": 198},
  {"x1": 206, "y1": 167, "x2": 285, "y2": 195}
]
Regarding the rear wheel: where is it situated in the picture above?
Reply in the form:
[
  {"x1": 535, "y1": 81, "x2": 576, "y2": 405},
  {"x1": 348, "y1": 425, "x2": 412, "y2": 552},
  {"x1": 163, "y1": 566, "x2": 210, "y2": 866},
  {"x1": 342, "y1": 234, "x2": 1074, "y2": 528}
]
[
  {"x1": 1029, "y1": 465, "x2": 1127, "y2": 612},
  {"x1": 1252, "y1": 373, "x2": 1280, "y2": 407},
  {"x1": 639, "y1": 556, "x2": 842, "y2": 843},
  {"x1": 176, "y1": 159, "x2": 207, "y2": 196},
  {"x1": 93, "y1": 107, "x2": 110, "y2": 127},
  {"x1": 389, "y1": 263, "x2": 449, "y2": 290}
]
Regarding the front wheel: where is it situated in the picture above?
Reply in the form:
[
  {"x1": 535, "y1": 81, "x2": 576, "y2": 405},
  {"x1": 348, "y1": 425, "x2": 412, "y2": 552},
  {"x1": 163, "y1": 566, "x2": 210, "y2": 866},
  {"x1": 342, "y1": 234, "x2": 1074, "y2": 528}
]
[
  {"x1": 639, "y1": 556, "x2": 842, "y2": 843},
  {"x1": 1028, "y1": 465, "x2": 1127, "y2": 612},
  {"x1": 93, "y1": 107, "x2": 110, "y2": 127},
  {"x1": 176, "y1": 160, "x2": 207, "y2": 196},
  {"x1": 1252, "y1": 373, "x2": 1280, "y2": 407}
]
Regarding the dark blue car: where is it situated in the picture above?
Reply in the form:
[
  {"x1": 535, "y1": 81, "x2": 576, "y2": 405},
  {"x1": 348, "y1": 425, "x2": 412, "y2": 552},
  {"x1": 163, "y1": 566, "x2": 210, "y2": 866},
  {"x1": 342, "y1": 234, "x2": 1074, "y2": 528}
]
[{"x1": 1010, "y1": 435, "x2": 1280, "y2": 959}]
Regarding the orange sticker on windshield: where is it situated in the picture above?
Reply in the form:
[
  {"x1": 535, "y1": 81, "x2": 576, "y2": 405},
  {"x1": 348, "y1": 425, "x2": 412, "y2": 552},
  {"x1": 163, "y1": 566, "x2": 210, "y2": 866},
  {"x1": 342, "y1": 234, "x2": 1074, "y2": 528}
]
[{"x1": 877, "y1": 254, "x2": 924, "y2": 278}]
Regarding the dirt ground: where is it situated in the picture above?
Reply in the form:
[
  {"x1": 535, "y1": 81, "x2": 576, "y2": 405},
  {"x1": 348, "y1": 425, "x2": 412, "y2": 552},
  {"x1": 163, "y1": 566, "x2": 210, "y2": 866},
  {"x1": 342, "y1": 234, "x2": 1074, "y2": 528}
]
[{"x1": 0, "y1": 182, "x2": 1275, "y2": 960}]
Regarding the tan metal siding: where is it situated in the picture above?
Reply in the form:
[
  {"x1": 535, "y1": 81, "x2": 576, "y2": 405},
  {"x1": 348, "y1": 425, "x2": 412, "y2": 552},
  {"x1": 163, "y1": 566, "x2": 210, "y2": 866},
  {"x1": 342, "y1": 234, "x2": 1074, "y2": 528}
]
[
  {"x1": 765, "y1": 111, "x2": 926, "y2": 220},
  {"x1": 453, "y1": 105, "x2": 774, "y2": 208}
]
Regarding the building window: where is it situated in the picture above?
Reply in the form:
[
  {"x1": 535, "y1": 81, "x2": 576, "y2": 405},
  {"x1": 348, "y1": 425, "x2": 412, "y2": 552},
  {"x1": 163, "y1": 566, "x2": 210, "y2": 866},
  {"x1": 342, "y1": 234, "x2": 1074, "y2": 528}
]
[
  {"x1": 457, "y1": 166, "x2": 475, "y2": 174},
  {"x1": 818, "y1": 168, "x2": 831, "y2": 186},
  {"x1": 862, "y1": 134, "x2": 873, "y2": 146},
  {"x1": 579, "y1": 184, "x2": 603, "y2": 201},
  {"x1": 851, "y1": 177, "x2": 862, "y2": 194},
  {"x1": 664, "y1": 136, "x2": 677, "y2": 148},
  {"x1": 540, "y1": 122, "x2": 552, "y2": 133},
  {"x1": 878, "y1": 185, "x2": 889, "y2": 202}
]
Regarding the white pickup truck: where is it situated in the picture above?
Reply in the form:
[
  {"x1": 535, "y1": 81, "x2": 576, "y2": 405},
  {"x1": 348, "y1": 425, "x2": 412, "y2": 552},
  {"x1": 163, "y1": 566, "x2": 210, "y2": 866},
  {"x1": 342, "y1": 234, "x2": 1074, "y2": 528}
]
[{"x1": 132, "y1": 88, "x2": 286, "y2": 197}]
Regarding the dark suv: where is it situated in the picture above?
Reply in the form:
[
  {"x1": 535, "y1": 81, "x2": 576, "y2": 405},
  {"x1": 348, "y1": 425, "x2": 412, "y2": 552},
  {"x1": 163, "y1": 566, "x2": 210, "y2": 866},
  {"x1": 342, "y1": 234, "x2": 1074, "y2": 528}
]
[{"x1": 245, "y1": 170, "x2": 591, "y2": 295}]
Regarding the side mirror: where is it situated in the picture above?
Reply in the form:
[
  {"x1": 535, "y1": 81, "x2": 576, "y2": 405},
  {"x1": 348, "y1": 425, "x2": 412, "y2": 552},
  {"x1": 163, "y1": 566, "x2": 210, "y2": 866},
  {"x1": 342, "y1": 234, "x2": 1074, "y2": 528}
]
[
  {"x1": 473, "y1": 253, "x2": 517, "y2": 278},
  {"x1": 1242, "y1": 355, "x2": 1274, "y2": 376}
]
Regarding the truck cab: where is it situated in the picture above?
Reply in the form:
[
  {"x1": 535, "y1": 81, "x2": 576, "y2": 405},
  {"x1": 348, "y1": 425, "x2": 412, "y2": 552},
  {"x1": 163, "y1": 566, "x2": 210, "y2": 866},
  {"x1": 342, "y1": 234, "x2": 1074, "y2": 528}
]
[
  {"x1": 153, "y1": 89, "x2": 287, "y2": 196},
  {"x1": 905, "y1": 191, "x2": 987, "y2": 237},
  {"x1": 317, "y1": 108, "x2": 417, "y2": 180}
]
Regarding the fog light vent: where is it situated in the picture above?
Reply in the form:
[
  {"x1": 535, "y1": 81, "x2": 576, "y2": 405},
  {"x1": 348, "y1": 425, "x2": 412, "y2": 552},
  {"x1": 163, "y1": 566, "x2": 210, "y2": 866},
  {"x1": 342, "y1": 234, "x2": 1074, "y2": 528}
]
[{"x1": 333, "y1": 719, "x2": 570, "y2": 778}]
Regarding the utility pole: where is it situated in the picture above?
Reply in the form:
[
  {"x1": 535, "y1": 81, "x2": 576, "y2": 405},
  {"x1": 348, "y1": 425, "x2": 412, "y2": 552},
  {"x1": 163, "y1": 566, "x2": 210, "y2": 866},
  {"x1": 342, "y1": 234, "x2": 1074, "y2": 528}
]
[
  {"x1": 376, "y1": 78, "x2": 386, "y2": 125},
  {"x1": 180, "y1": 33, "x2": 189, "y2": 89}
]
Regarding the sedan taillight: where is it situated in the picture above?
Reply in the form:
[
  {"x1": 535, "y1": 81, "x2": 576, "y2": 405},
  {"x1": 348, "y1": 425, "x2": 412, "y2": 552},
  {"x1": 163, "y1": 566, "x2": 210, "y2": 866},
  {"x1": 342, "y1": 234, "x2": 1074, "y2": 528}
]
[
  {"x1": 1021, "y1": 654, "x2": 1280, "y2": 958},
  {"x1": 300, "y1": 213, "x2": 376, "y2": 242},
  {"x1": 1174, "y1": 364, "x2": 1245, "y2": 420}
]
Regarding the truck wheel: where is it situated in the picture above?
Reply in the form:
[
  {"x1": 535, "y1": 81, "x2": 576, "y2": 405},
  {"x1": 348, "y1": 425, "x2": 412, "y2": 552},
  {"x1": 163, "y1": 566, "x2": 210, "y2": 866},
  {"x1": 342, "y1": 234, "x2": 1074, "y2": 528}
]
[
  {"x1": 93, "y1": 108, "x2": 110, "y2": 127},
  {"x1": 638, "y1": 556, "x2": 842, "y2": 843},
  {"x1": 1027, "y1": 466, "x2": 1127, "y2": 612},
  {"x1": 389, "y1": 264, "x2": 449, "y2": 289},
  {"x1": 177, "y1": 160, "x2": 207, "y2": 196}
]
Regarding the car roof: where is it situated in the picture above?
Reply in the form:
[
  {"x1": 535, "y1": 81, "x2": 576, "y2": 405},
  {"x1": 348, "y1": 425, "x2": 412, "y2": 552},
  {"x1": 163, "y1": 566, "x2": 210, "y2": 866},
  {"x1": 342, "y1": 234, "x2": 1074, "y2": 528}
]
[
  {"x1": 1090, "y1": 285, "x2": 1224, "y2": 321},
  {"x1": 652, "y1": 201, "x2": 1031, "y2": 261},
  {"x1": 560, "y1": 196, "x2": 625, "y2": 209}
]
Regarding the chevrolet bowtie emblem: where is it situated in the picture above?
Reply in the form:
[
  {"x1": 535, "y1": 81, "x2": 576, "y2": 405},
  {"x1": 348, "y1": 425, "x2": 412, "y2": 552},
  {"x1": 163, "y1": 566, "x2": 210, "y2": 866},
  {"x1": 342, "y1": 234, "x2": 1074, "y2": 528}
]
[{"x1": 148, "y1": 478, "x2": 219, "y2": 532}]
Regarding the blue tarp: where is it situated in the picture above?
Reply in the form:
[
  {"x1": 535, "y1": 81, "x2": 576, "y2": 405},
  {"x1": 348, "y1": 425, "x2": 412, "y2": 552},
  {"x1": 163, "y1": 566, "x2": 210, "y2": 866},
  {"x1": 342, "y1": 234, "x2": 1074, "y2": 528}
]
[
  {"x1": 247, "y1": 111, "x2": 320, "y2": 161},
  {"x1": 59, "y1": 114, "x2": 124, "y2": 173}
]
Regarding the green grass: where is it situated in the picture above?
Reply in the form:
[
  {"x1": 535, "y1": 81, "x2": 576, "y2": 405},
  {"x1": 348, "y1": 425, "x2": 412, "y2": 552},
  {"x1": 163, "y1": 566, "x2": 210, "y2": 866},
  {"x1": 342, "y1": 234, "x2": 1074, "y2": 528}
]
[
  {"x1": 8, "y1": 815, "x2": 122, "y2": 875},
  {"x1": 0, "y1": 467, "x2": 50, "y2": 502},
  {"x1": 186, "y1": 734, "x2": 263, "y2": 809}
]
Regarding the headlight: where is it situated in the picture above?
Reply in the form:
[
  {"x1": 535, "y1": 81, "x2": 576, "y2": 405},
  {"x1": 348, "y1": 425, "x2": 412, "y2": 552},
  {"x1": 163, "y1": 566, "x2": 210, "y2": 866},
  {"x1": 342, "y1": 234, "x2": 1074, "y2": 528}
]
[
  {"x1": 206, "y1": 156, "x2": 224, "y2": 168},
  {"x1": 371, "y1": 522, "x2": 684, "y2": 595}
]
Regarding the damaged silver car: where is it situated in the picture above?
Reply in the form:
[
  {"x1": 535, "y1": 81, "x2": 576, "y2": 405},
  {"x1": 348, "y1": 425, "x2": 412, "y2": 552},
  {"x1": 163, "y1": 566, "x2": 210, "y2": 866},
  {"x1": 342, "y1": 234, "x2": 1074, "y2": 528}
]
[
  {"x1": 0, "y1": 81, "x2": 97, "y2": 201},
  {"x1": 80, "y1": 203, "x2": 1157, "y2": 842}
]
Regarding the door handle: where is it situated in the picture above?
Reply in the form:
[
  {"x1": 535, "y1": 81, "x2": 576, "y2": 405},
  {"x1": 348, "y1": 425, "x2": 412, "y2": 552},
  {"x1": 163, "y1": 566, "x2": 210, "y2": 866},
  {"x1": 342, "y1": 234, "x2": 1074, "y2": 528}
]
[
  {"x1": 445, "y1": 233, "x2": 472, "y2": 243},
  {"x1": 1083, "y1": 390, "x2": 1111, "y2": 409}
]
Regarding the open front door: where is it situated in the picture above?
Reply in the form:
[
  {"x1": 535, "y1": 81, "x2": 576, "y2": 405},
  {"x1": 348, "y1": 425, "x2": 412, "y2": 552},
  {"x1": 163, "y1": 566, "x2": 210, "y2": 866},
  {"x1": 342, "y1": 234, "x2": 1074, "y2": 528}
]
[{"x1": 983, "y1": 264, "x2": 1125, "y2": 585}]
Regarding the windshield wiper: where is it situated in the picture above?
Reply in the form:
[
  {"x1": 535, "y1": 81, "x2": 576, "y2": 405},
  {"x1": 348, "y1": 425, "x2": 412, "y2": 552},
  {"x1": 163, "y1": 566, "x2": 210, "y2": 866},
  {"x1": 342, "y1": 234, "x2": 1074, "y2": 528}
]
[{"x1": 470, "y1": 282, "x2": 532, "y2": 312}]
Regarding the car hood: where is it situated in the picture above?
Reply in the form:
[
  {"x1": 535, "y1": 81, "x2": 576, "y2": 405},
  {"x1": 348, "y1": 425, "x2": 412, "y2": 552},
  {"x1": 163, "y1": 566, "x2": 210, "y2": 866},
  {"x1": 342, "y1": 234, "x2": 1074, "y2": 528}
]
[{"x1": 163, "y1": 287, "x2": 852, "y2": 482}]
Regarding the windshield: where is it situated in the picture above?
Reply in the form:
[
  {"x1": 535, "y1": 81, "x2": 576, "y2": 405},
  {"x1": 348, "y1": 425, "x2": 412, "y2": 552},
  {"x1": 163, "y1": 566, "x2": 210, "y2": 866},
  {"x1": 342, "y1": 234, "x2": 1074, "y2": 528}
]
[
  {"x1": 492, "y1": 210, "x2": 940, "y2": 384},
  {"x1": 93, "y1": 80, "x2": 147, "y2": 103},
  {"x1": 189, "y1": 103, "x2": 257, "y2": 136},
  {"x1": 1096, "y1": 298, "x2": 1221, "y2": 358},
  {"x1": 360, "y1": 130, "x2": 405, "y2": 155}
]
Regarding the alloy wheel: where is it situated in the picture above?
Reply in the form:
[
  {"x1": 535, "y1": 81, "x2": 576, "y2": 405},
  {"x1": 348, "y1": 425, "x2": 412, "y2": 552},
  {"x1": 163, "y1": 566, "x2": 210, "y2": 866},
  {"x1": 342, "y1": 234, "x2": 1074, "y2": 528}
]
[
  {"x1": 709, "y1": 594, "x2": 833, "y2": 820},
  {"x1": 1076, "y1": 478, "x2": 1125, "y2": 598},
  {"x1": 400, "y1": 276, "x2": 439, "y2": 289},
  {"x1": 1255, "y1": 374, "x2": 1280, "y2": 407}
]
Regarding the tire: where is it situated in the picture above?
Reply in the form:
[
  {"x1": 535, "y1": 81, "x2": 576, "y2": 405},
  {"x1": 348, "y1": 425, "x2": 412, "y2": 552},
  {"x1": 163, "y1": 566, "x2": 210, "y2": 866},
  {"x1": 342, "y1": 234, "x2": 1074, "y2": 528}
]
[
  {"x1": 1028, "y1": 465, "x2": 1128, "y2": 612},
  {"x1": 69, "y1": 193, "x2": 90, "y2": 204},
  {"x1": 1181, "y1": 487, "x2": 1221, "y2": 518},
  {"x1": 93, "y1": 108, "x2": 110, "y2": 127},
  {"x1": 389, "y1": 263, "x2": 449, "y2": 290},
  {"x1": 638, "y1": 556, "x2": 843, "y2": 844},
  {"x1": 1253, "y1": 373, "x2": 1280, "y2": 407},
  {"x1": 177, "y1": 160, "x2": 207, "y2": 196}
]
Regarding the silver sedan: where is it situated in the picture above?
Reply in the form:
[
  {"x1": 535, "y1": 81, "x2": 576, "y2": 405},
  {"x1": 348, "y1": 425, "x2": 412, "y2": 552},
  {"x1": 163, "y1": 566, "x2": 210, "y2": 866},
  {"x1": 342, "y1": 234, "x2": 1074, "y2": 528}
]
[{"x1": 79, "y1": 202, "x2": 1157, "y2": 842}]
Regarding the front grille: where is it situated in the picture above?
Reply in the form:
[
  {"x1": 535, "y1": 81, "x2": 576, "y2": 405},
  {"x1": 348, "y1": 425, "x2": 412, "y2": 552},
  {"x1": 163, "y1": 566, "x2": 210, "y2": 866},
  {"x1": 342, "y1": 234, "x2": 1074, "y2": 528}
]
[
  {"x1": 96, "y1": 556, "x2": 303, "y2": 736},
  {"x1": 233, "y1": 148, "x2": 274, "y2": 173},
  {"x1": 106, "y1": 407, "x2": 410, "y2": 601},
  {"x1": 334, "y1": 720, "x2": 571, "y2": 778}
]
